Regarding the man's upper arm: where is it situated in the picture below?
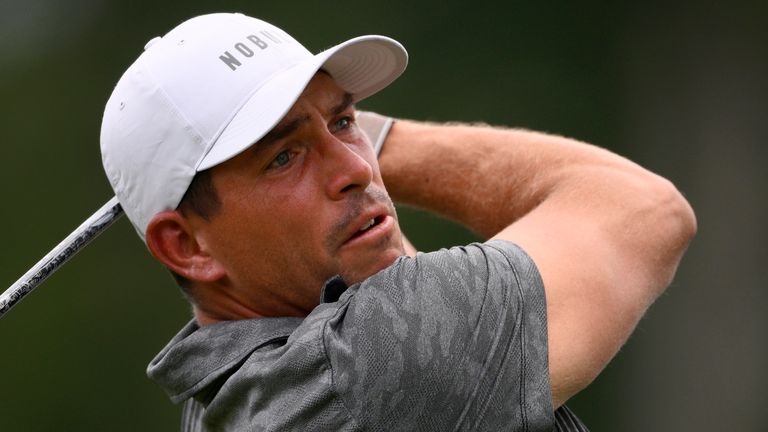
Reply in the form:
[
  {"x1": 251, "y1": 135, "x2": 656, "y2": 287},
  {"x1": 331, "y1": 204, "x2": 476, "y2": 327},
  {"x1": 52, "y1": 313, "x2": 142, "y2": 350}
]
[
  {"x1": 492, "y1": 208, "x2": 617, "y2": 407},
  {"x1": 491, "y1": 175, "x2": 695, "y2": 407}
]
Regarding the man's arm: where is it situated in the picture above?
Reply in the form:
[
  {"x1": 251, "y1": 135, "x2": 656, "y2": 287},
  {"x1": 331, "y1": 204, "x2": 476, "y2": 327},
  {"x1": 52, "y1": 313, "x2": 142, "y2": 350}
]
[{"x1": 377, "y1": 120, "x2": 696, "y2": 407}]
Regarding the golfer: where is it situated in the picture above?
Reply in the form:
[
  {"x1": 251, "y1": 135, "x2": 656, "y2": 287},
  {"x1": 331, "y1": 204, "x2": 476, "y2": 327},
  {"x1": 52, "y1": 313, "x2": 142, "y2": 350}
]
[{"x1": 100, "y1": 13, "x2": 696, "y2": 431}]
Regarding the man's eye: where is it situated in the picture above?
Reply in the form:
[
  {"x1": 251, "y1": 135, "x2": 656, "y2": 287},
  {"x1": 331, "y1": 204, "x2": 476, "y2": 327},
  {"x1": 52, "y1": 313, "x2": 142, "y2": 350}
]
[
  {"x1": 268, "y1": 150, "x2": 292, "y2": 169},
  {"x1": 334, "y1": 116, "x2": 351, "y2": 131}
]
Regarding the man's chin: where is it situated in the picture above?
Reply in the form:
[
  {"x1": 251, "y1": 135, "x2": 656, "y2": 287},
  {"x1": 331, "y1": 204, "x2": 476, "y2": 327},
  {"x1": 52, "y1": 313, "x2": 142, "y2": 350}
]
[{"x1": 339, "y1": 246, "x2": 404, "y2": 285}]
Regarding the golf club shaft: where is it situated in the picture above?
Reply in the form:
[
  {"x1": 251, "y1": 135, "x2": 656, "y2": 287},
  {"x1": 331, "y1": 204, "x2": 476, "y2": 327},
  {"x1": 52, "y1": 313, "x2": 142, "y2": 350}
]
[{"x1": 0, "y1": 197, "x2": 123, "y2": 319}]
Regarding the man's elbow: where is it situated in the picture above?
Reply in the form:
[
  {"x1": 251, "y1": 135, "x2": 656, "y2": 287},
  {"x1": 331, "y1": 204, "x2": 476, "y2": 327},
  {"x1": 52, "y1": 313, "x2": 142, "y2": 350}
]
[
  {"x1": 673, "y1": 183, "x2": 697, "y2": 250},
  {"x1": 643, "y1": 175, "x2": 697, "y2": 292}
]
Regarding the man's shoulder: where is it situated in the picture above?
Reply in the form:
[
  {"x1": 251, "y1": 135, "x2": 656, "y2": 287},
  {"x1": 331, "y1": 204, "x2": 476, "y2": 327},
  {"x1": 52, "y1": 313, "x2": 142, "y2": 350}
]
[
  {"x1": 319, "y1": 240, "x2": 553, "y2": 430},
  {"x1": 400, "y1": 240, "x2": 537, "y2": 275},
  {"x1": 351, "y1": 240, "x2": 543, "y2": 303}
]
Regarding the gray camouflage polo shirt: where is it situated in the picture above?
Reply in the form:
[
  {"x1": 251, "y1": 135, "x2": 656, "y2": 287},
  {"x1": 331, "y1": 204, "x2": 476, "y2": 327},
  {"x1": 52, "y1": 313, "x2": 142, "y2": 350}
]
[{"x1": 148, "y1": 240, "x2": 560, "y2": 431}]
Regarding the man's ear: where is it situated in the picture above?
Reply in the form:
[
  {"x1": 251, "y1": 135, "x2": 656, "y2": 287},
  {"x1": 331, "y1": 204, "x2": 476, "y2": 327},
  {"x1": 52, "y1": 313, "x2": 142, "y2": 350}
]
[{"x1": 145, "y1": 210, "x2": 226, "y2": 284}]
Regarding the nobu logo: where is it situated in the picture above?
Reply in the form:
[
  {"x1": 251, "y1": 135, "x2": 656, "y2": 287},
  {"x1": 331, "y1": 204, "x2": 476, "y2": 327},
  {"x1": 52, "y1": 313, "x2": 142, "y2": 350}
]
[{"x1": 219, "y1": 31, "x2": 283, "y2": 71}]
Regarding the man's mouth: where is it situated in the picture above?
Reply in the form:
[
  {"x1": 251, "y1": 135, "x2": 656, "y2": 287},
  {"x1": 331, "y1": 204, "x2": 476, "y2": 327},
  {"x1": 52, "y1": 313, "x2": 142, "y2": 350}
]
[
  {"x1": 348, "y1": 215, "x2": 386, "y2": 241},
  {"x1": 360, "y1": 218, "x2": 375, "y2": 231},
  {"x1": 327, "y1": 187, "x2": 399, "y2": 251}
]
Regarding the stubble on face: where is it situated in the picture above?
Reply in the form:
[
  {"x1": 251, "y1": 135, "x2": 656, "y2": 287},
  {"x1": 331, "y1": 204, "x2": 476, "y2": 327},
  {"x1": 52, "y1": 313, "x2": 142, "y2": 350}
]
[{"x1": 324, "y1": 186, "x2": 405, "y2": 284}]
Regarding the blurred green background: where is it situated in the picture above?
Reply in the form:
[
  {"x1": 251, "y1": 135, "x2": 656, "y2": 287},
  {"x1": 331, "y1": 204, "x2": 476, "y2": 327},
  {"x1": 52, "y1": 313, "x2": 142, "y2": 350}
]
[{"x1": 1, "y1": 0, "x2": 765, "y2": 430}]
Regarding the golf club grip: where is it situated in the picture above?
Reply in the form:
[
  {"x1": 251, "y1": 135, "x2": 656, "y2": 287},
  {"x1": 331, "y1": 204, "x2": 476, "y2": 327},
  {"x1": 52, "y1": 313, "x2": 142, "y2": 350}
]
[{"x1": 0, "y1": 197, "x2": 124, "y2": 319}]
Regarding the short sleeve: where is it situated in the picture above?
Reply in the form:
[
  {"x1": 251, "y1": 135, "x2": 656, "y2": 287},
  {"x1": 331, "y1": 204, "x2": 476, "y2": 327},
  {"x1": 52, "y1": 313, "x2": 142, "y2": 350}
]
[{"x1": 323, "y1": 240, "x2": 554, "y2": 431}]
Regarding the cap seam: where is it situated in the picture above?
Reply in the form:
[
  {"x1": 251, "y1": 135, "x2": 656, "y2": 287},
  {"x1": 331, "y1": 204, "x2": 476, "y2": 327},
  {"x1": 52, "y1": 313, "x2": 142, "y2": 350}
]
[{"x1": 142, "y1": 64, "x2": 209, "y2": 161}]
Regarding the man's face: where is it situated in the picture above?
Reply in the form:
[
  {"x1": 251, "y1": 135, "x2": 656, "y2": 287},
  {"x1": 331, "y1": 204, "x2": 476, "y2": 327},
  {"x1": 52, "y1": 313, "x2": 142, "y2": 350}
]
[{"x1": 193, "y1": 73, "x2": 405, "y2": 317}]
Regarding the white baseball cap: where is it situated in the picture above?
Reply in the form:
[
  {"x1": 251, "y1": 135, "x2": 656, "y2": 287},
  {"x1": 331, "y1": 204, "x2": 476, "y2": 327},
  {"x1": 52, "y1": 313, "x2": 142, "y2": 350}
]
[{"x1": 100, "y1": 13, "x2": 408, "y2": 240}]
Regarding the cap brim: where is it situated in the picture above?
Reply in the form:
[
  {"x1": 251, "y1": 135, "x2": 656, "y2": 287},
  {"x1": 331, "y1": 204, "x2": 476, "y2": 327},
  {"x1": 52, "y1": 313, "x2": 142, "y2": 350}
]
[{"x1": 196, "y1": 35, "x2": 407, "y2": 171}]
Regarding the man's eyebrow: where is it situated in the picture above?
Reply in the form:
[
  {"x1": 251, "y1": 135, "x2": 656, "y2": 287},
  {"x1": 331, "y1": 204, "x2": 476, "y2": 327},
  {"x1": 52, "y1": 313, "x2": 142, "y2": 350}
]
[
  {"x1": 255, "y1": 114, "x2": 311, "y2": 150},
  {"x1": 252, "y1": 91, "x2": 355, "y2": 151},
  {"x1": 332, "y1": 92, "x2": 355, "y2": 117}
]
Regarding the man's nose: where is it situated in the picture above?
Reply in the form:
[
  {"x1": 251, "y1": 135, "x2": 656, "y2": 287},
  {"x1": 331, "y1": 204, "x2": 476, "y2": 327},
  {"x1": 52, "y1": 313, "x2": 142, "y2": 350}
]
[{"x1": 319, "y1": 133, "x2": 373, "y2": 200}]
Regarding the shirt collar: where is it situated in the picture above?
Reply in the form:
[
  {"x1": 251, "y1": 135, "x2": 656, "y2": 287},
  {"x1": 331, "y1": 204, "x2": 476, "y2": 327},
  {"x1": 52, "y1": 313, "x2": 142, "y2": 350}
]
[{"x1": 319, "y1": 275, "x2": 348, "y2": 303}]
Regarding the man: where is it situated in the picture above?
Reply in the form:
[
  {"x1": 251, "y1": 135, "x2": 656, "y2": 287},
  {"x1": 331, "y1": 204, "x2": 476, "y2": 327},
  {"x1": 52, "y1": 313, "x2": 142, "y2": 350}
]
[{"x1": 100, "y1": 13, "x2": 696, "y2": 431}]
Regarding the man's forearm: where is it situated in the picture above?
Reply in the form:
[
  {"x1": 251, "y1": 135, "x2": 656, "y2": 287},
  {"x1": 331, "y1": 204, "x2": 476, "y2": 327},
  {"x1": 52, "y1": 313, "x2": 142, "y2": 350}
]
[{"x1": 379, "y1": 120, "x2": 638, "y2": 236}]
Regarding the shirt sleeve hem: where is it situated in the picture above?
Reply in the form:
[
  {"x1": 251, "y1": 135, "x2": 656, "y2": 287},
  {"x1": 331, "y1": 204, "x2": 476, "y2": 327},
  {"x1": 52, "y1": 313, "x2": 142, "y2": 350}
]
[{"x1": 485, "y1": 239, "x2": 556, "y2": 428}]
